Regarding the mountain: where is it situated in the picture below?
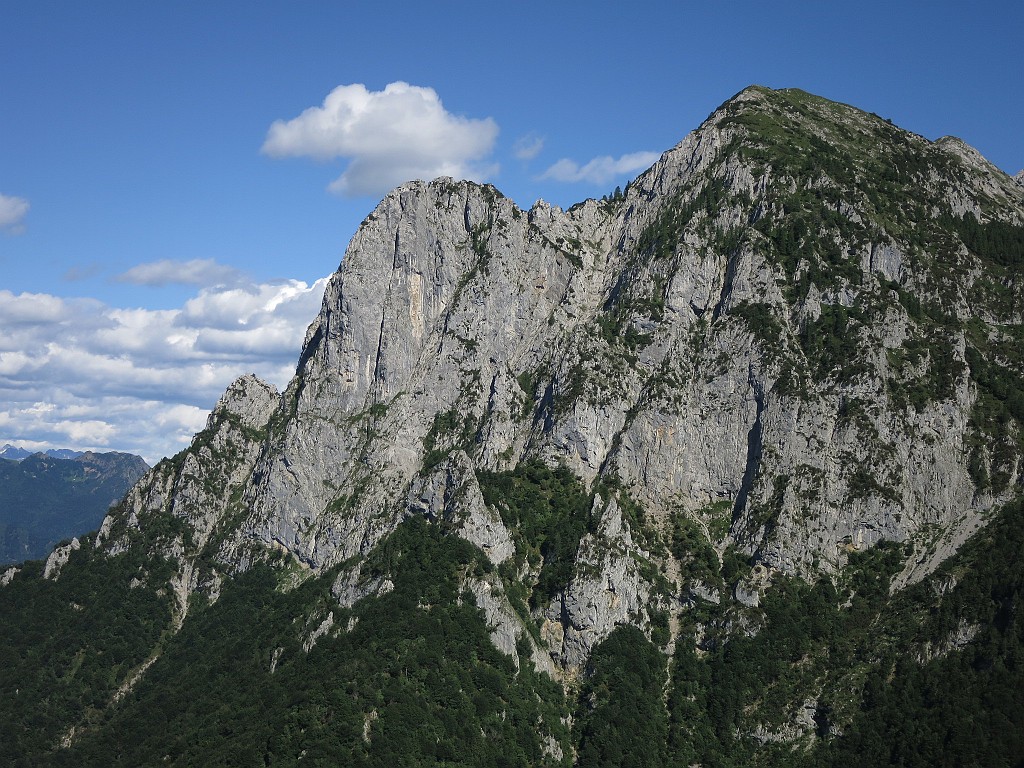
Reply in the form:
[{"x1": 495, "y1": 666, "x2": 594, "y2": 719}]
[
  {"x1": 0, "y1": 444, "x2": 85, "y2": 461},
  {"x1": 0, "y1": 451, "x2": 150, "y2": 565},
  {"x1": 44, "y1": 448, "x2": 88, "y2": 460},
  {"x1": 1, "y1": 86, "x2": 1022, "y2": 765},
  {"x1": 0, "y1": 444, "x2": 32, "y2": 460}
]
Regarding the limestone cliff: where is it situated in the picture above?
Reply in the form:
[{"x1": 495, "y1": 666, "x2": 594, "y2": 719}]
[{"x1": 96, "y1": 87, "x2": 1024, "y2": 678}]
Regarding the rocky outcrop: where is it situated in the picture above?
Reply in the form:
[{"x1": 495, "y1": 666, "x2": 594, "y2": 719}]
[
  {"x1": 96, "y1": 372, "x2": 280, "y2": 627},
  {"x1": 543, "y1": 497, "x2": 656, "y2": 668},
  {"x1": 408, "y1": 451, "x2": 515, "y2": 565},
  {"x1": 468, "y1": 575, "x2": 557, "y2": 675},
  {"x1": 331, "y1": 564, "x2": 393, "y2": 609},
  {"x1": 43, "y1": 537, "x2": 80, "y2": 580}
]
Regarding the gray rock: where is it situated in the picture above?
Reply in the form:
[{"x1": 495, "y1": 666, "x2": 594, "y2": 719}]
[
  {"x1": 544, "y1": 497, "x2": 654, "y2": 668},
  {"x1": 43, "y1": 537, "x2": 80, "y2": 580},
  {"x1": 302, "y1": 612, "x2": 335, "y2": 653},
  {"x1": 332, "y1": 564, "x2": 394, "y2": 609},
  {"x1": 407, "y1": 451, "x2": 514, "y2": 565},
  {"x1": 91, "y1": 86, "x2": 1024, "y2": 680},
  {"x1": 688, "y1": 581, "x2": 721, "y2": 605},
  {"x1": 734, "y1": 581, "x2": 761, "y2": 608},
  {"x1": 467, "y1": 576, "x2": 556, "y2": 676}
]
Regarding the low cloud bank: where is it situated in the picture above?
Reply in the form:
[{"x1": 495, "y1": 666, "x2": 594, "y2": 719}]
[{"x1": 0, "y1": 268, "x2": 329, "y2": 463}]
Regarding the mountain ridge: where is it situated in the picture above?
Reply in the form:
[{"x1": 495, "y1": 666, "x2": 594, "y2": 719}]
[
  {"x1": 0, "y1": 444, "x2": 90, "y2": 461},
  {"x1": 92, "y1": 82, "x2": 1023, "y2": 667},
  {"x1": 2, "y1": 85, "x2": 1022, "y2": 764},
  {"x1": 0, "y1": 450, "x2": 150, "y2": 565}
]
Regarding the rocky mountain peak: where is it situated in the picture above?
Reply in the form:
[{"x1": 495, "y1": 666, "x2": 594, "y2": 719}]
[
  {"x1": 109, "y1": 85, "x2": 1023, "y2": 592},
  {"x1": 208, "y1": 373, "x2": 279, "y2": 430}
]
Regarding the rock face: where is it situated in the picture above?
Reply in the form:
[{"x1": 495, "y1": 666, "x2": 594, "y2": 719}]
[
  {"x1": 96, "y1": 373, "x2": 279, "y2": 624},
  {"x1": 42, "y1": 537, "x2": 80, "y2": 580},
  {"x1": 97, "y1": 86, "x2": 1024, "y2": 677},
  {"x1": 543, "y1": 497, "x2": 657, "y2": 668}
]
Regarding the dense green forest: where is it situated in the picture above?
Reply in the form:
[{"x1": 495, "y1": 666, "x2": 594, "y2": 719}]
[
  {"x1": 2, "y1": 489, "x2": 1021, "y2": 766},
  {"x1": 2, "y1": 516, "x2": 570, "y2": 766}
]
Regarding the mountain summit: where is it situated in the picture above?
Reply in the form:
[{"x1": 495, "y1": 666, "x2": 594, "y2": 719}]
[{"x1": 3, "y1": 87, "x2": 1023, "y2": 765}]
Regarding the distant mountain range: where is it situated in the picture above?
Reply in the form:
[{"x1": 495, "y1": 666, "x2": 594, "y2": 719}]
[
  {"x1": 0, "y1": 450, "x2": 150, "y2": 565},
  {"x1": 0, "y1": 444, "x2": 87, "y2": 461}
]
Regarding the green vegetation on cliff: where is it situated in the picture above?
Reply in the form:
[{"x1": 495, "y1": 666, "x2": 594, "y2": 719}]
[{"x1": 4, "y1": 517, "x2": 570, "y2": 766}]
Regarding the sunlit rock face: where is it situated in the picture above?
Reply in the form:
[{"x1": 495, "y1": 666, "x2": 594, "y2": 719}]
[{"x1": 101, "y1": 85, "x2": 1024, "y2": 672}]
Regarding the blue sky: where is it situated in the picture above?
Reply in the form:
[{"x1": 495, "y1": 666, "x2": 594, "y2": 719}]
[{"x1": 1, "y1": 1, "x2": 1021, "y2": 462}]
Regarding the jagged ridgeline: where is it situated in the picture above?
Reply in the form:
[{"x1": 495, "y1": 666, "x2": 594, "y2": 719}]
[{"x1": 2, "y1": 86, "x2": 1022, "y2": 765}]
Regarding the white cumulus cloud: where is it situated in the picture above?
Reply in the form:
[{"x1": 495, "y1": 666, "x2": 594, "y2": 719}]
[
  {"x1": 0, "y1": 290, "x2": 76, "y2": 325},
  {"x1": 261, "y1": 82, "x2": 499, "y2": 197},
  {"x1": 540, "y1": 151, "x2": 662, "y2": 184},
  {"x1": 0, "y1": 268, "x2": 330, "y2": 463},
  {"x1": 0, "y1": 193, "x2": 30, "y2": 233}
]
